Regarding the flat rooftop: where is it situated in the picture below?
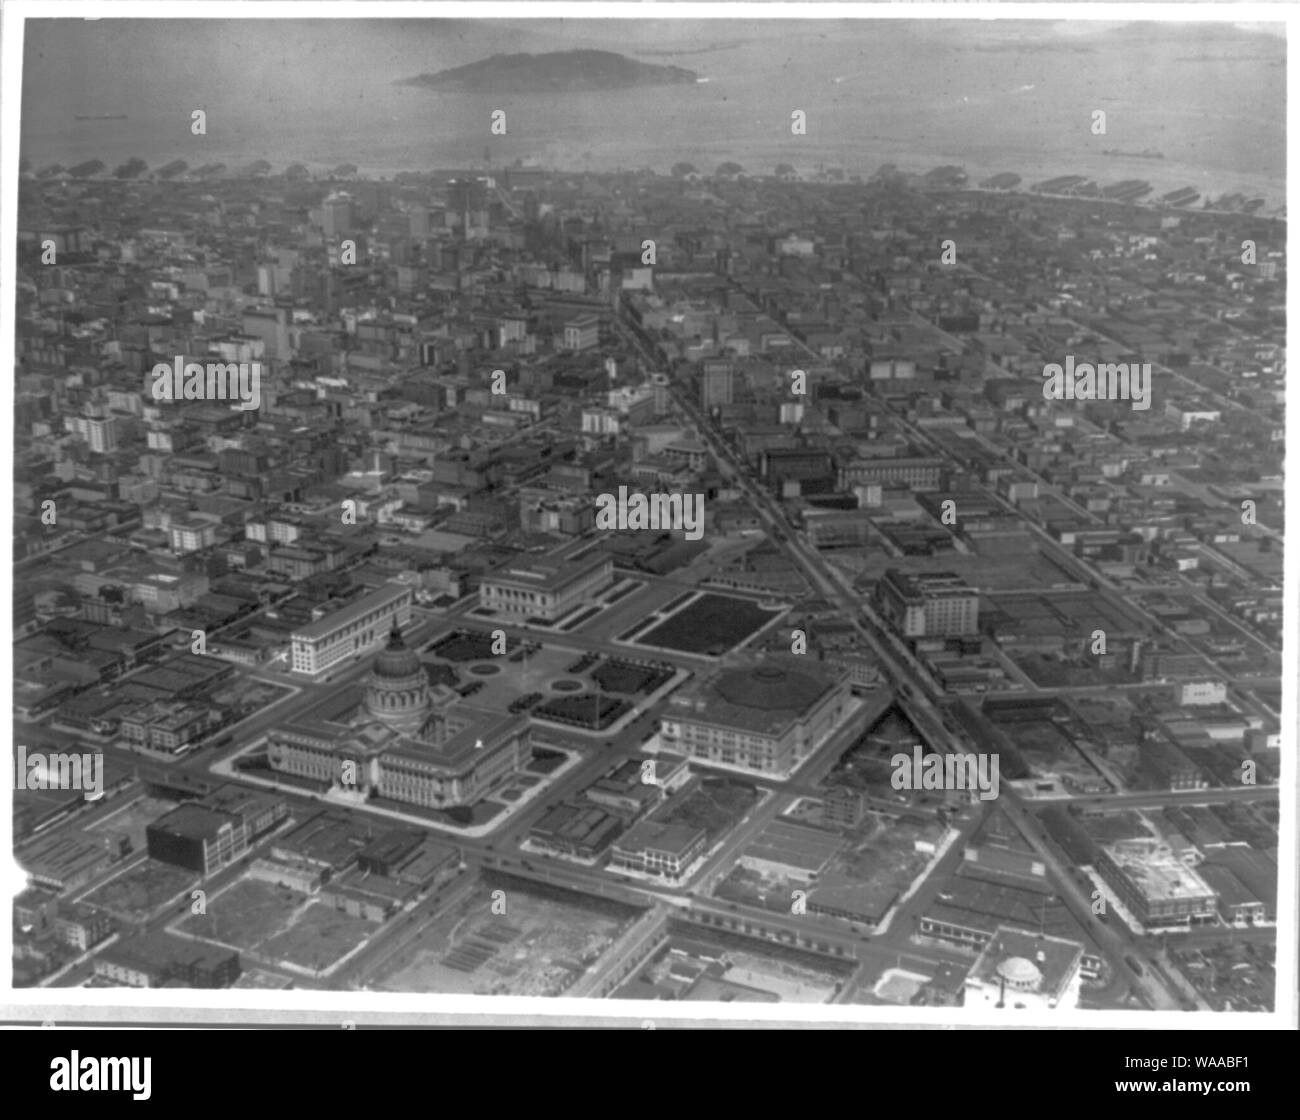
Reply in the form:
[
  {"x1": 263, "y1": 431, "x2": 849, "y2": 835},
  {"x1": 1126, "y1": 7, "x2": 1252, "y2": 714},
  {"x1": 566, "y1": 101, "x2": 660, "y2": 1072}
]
[
  {"x1": 273, "y1": 811, "x2": 372, "y2": 870},
  {"x1": 1103, "y1": 838, "x2": 1217, "y2": 902},
  {"x1": 743, "y1": 819, "x2": 844, "y2": 874},
  {"x1": 384, "y1": 704, "x2": 525, "y2": 771},
  {"x1": 150, "y1": 802, "x2": 240, "y2": 841},
  {"x1": 482, "y1": 551, "x2": 612, "y2": 593},
  {"x1": 616, "y1": 819, "x2": 705, "y2": 858},
  {"x1": 291, "y1": 583, "x2": 411, "y2": 642},
  {"x1": 807, "y1": 871, "x2": 897, "y2": 923}
]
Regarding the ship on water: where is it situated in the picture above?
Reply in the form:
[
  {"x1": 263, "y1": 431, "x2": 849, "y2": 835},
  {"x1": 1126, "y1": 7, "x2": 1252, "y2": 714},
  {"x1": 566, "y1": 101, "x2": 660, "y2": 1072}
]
[{"x1": 75, "y1": 113, "x2": 127, "y2": 121}]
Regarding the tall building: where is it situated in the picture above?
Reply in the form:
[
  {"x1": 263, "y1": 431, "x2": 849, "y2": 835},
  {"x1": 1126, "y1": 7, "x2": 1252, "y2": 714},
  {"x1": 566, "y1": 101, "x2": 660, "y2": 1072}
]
[
  {"x1": 447, "y1": 178, "x2": 489, "y2": 238},
  {"x1": 66, "y1": 414, "x2": 119, "y2": 453},
  {"x1": 562, "y1": 314, "x2": 600, "y2": 351},
  {"x1": 875, "y1": 569, "x2": 979, "y2": 639},
  {"x1": 170, "y1": 516, "x2": 219, "y2": 555},
  {"x1": 701, "y1": 363, "x2": 734, "y2": 409},
  {"x1": 320, "y1": 192, "x2": 354, "y2": 240}
]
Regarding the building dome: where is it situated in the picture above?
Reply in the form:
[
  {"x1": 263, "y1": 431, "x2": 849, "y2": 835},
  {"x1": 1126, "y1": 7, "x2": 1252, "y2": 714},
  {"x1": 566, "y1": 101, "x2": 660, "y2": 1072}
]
[
  {"x1": 372, "y1": 621, "x2": 423, "y2": 681},
  {"x1": 997, "y1": 956, "x2": 1042, "y2": 989},
  {"x1": 364, "y1": 622, "x2": 430, "y2": 735},
  {"x1": 714, "y1": 663, "x2": 828, "y2": 712}
]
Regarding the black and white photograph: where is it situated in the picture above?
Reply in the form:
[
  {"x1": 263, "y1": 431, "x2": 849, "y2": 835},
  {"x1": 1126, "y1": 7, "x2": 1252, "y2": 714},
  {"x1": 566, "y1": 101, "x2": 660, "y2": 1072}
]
[{"x1": 2, "y1": 1, "x2": 1294, "y2": 1042}]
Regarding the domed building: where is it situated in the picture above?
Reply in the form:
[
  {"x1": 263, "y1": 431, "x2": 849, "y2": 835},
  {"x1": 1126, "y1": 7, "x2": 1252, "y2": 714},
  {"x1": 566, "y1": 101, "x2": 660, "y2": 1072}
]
[
  {"x1": 962, "y1": 925, "x2": 1086, "y2": 1011},
  {"x1": 996, "y1": 956, "x2": 1044, "y2": 992},
  {"x1": 659, "y1": 654, "x2": 851, "y2": 777},
  {"x1": 264, "y1": 619, "x2": 531, "y2": 813},
  {"x1": 363, "y1": 622, "x2": 432, "y2": 736}
]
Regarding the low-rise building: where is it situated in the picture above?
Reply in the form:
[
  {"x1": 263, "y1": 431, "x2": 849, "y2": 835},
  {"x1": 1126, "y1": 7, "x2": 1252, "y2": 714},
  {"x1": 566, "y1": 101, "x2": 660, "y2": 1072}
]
[
  {"x1": 739, "y1": 819, "x2": 843, "y2": 882},
  {"x1": 54, "y1": 902, "x2": 115, "y2": 952},
  {"x1": 93, "y1": 932, "x2": 240, "y2": 988},
  {"x1": 609, "y1": 820, "x2": 707, "y2": 881},
  {"x1": 529, "y1": 802, "x2": 626, "y2": 861},
  {"x1": 1096, "y1": 838, "x2": 1218, "y2": 929},
  {"x1": 585, "y1": 752, "x2": 691, "y2": 817},
  {"x1": 963, "y1": 926, "x2": 1085, "y2": 1011}
]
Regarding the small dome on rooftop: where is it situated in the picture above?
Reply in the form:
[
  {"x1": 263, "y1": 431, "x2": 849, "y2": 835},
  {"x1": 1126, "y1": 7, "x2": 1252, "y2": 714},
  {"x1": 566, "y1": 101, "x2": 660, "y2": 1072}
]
[{"x1": 997, "y1": 956, "x2": 1042, "y2": 987}]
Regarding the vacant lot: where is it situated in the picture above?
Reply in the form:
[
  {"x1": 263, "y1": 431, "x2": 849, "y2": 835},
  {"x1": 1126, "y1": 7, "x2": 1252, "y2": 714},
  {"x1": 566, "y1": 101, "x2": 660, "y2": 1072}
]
[
  {"x1": 260, "y1": 902, "x2": 379, "y2": 973},
  {"x1": 178, "y1": 877, "x2": 380, "y2": 975},
  {"x1": 373, "y1": 877, "x2": 639, "y2": 996},
  {"x1": 81, "y1": 858, "x2": 197, "y2": 921},
  {"x1": 84, "y1": 794, "x2": 179, "y2": 852},
  {"x1": 180, "y1": 878, "x2": 305, "y2": 947}
]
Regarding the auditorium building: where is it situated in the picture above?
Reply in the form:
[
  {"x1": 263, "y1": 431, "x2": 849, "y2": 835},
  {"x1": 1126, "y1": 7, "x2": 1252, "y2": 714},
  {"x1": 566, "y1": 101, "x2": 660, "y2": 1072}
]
[{"x1": 656, "y1": 655, "x2": 852, "y2": 778}]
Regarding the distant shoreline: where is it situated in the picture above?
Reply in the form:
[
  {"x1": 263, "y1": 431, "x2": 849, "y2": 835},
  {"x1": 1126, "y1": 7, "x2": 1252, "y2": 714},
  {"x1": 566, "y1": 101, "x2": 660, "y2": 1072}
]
[{"x1": 22, "y1": 156, "x2": 1285, "y2": 219}]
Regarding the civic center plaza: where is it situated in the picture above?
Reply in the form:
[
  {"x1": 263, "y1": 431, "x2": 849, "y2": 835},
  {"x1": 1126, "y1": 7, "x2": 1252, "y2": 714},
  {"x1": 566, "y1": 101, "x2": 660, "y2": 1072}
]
[{"x1": 258, "y1": 531, "x2": 861, "y2": 819}]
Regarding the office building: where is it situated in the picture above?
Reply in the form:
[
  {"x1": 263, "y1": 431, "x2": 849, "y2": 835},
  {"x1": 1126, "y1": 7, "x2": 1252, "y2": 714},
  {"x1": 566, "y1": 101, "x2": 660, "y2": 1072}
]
[
  {"x1": 290, "y1": 582, "x2": 414, "y2": 676},
  {"x1": 66, "y1": 414, "x2": 120, "y2": 454},
  {"x1": 146, "y1": 803, "x2": 250, "y2": 876},
  {"x1": 701, "y1": 363, "x2": 733, "y2": 409},
  {"x1": 563, "y1": 314, "x2": 600, "y2": 351},
  {"x1": 839, "y1": 456, "x2": 946, "y2": 491},
  {"x1": 875, "y1": 569, "x2": 980, "y2": 639},
  {"x1": 1096, "y1": 838, "x2": 1218, "y2": 929}
]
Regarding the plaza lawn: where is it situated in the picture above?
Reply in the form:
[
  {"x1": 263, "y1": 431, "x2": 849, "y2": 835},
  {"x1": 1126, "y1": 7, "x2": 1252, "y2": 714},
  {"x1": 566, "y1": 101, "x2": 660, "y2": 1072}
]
[{"x1": 631, "y1": 593, "x2": 782, "y2": 655}]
